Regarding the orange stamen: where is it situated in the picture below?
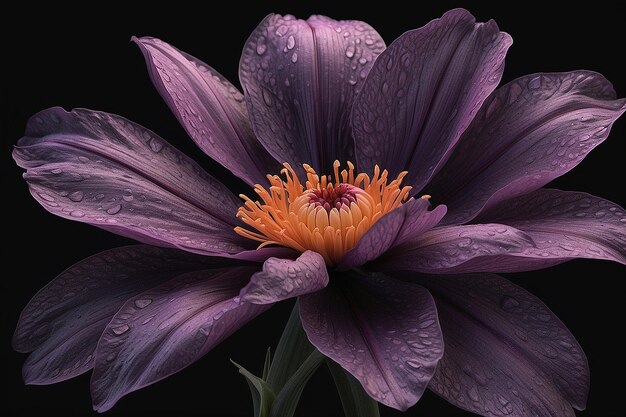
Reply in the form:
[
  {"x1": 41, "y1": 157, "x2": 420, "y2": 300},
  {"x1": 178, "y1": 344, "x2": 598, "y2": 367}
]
[{"x1": 235, "y1": 161, "x2": 414, "y2": 265}]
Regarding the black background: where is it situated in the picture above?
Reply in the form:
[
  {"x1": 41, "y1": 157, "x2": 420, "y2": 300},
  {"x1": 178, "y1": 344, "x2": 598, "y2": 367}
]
[{"x1": 2, "y1": 1, "x2": 625, "y2": 416}]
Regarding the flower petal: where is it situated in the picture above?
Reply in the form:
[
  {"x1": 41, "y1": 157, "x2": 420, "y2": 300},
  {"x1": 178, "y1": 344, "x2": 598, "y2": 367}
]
[
  {"x1": 13, "y1": 108, "x2": 250, "y2": 256},
  {"x1": 239, "y1": 251, "x2": 328, "y2": 304},
  {"x1": 428, "y1": 71, "x2": 626, "y2": 224},
  {"x1": 379, "y1": 223, "x2": 535, "y2": 273},
  {"x1": 384, "y1": 190, "x2": 626, "y2": 273},
  {"x1": 133, "y1": 37, "x2": 279, "y2": 185},
  {"x1": 13, "y1": 245, "x2": 216, "y2": 384},
  {"x1": 91, "y1": 266, "x2": 269, "y2": 412},
  {"x1": 352, "y1": 8, "x2": 512, "y2": 192},
  {"x1": 339, "y1": 198, "x2": 446, "y2": 270},
  {"x1": 417, "y1": 273, "x2": 589, "y2": 416},
  {"x1": 239, "y1": 14, "x2": 385, "y2": 172},
  {"x1": 299, "y1": 272, "x2": 443, "y2": 411},
  {"x1": 469, "y1": 188, "x2": 626, "y2": 271}
]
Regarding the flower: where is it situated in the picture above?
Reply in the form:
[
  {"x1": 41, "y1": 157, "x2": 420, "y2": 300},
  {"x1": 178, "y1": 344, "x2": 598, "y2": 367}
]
[{"x1": 12, "y1": 8, "x2": 625, "y2": 416}]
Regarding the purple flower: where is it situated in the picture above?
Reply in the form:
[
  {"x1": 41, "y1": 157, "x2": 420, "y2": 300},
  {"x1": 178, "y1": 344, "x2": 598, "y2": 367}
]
[{"x1": 12, "y1": 8, "x2": 625, "y2": 416}]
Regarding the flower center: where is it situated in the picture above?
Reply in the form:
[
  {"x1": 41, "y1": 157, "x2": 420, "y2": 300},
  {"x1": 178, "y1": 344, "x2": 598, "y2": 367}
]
[{"x1": 235, "y1": 161, "x2": 413, "y2": 265}]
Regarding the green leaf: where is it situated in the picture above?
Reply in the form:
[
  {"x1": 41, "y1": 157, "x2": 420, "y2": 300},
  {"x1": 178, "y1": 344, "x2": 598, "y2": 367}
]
[
  {"x1": 327, "y1": 359, "x2": 380, "y2": 417},
  {"x1": 243, "y1": 378, "x2": 261, "y2": 417},
  {"x1": 233, "y1": 302, "x2": 321, "y2": 417},
  {"x1": 266, "y1": 301, "x2": 315, "y2": 392},
  {"x1": 262, "y1": 347, "x2": 272, "y2": 381},
  {"x1": 269, "y1": 350, "x2": 325, "y2": 417},
  {"x1": 232, "y1": 359, "x2": 276, "y2": 417}
]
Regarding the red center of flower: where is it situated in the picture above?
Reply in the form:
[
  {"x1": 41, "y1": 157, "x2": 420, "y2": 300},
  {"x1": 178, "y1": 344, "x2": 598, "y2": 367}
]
[
  {"x1": 307, "y1": 183, "x2": 364, "y2": 212},
  {"x1": 235, "y1": 161, "x2": 418, "y2": 265}
]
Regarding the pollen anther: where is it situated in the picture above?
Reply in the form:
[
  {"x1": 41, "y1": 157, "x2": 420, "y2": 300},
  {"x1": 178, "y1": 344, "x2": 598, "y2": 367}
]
[{"x1": 235, "y1": 161, "x2": 413, "y2": 265}]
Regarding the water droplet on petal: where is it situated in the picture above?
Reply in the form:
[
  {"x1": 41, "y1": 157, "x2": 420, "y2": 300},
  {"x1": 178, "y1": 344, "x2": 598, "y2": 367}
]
[
  {"x1": 275, "y1": 25, "x2": 288, "y2": 37},
  {"x1": 345, "y1": 44, "x2": 356, "y2": 58},
  {"x1": 69, "y1": 191, "x2": 84, "y2": 202},
  {"x1": 406, "y1": 359, "x2": 422, "y2": 369},
  {"x1": 70, "y1": 210, "x2": 85, "y2": 218},
  {"x1": 122, "y1": 189, "x2": 134, "y2": 202},
  {"x1": 112, "y1": 324, "x2": 130, "y2": 335},
  {"x1": 528, "y1": 76, "x2": 542, "y2": 89},
  {"x1": 286, "y1": 35, "x2": 295, "y2": 50},
  {"x1": 256, "y1": 38, "x2": 267, "y2": 55},
  {"x1": 149, "y1": 138, "x2": 163, "y2": 153},
  {"x1": 134, "y1": 299, "x2": 152, "y2": 309},
  {"x1": 467, "y1": 387, "x2": 480, "y2": 402},
  {"x1": 38, "y1": 193, "x2": 56, "y2": 202},
  {"x1": 106, "y1": 204, "x2": 122, "y2": 215}
]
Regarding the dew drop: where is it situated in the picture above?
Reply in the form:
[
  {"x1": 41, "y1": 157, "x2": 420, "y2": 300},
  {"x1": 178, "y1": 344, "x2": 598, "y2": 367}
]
[
  {"x1": 149, "y1": 138, "x2": 163, "y2": 153},
  {"x1": 275, "y1": 25, "x2": 288, "y2": 37},
  {"x1": 106, "y1": 204, "x2": 122, "y2": 215},
  {"x1": 70, "y1": 210, "x2": 85, "y2": 218},
  {"x1": 528, "y1": 76, "x2": 542, "y2": 89},
  {"x1": 467, "y1": 386, "x2": 480, "y2": 402},
  {"x1": 345, "y1": 45, "x2": 356, "y2": 58},
  {"x1": 122, "y1": 189, "x2": 134, "y2": 202},
  {"x1": 38, "y1": 193, "x2": 56, "y2": 202},
  {"x1": 286, "y1": 35, "x2": 295, "y2": 50},
  {"x1": 256, "y1": 38, "x2": 267, "y2": 55},
  {"x1": 406, "y1": 360, "x2": 422, "y2": 369},
  {"x1": 112, "y1": 324, "x2": 130, "y2": 335},
  {"x1": 69, "y1": 191, "x2": 84, "y2": 202},
  {"x1": 134, "y1": 298, "x2": 152, "y2": 309}
]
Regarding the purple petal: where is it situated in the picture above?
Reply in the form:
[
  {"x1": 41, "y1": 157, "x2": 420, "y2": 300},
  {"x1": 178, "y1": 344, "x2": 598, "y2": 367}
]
[
  {"x1": 300, "y1": 272, "x2": 443, "y2": 411},
  {"x1": 230, "y1": 246, "x2": 299, "y2": 263},
  {"x1": 428, "y1": 71, "x2": 626, "y2": 225},
  {"x1": 13, "y1": 108, "x2": 250, "y2": 256},
  {"x1": 239, "y1": 251, "x2": 328, "y2": 304},
  {"x1": 384, "y1": 189, "x2": 626, "y2": 274},
  {"x1": 339, "y1": 198, "x2": 446, "y2": 270},
  {"x1": 91, "y1": 266, "x2": 269, "y2": 412},
  {"x1": 13, "y1": 245, "x2": 215, "y2": 384},
  {"x1": 134, "y1": 37, "x2": 279, "y2": 185},
  {"x1": 239, "y1": 14, "x2": 385, "y2": 172},
  {"x1": 378, "y1": 224, "x2": 535, "y2": 273},
  {"x1": 467, "y1": 188, "x2": 626, "y2": 271},
  {"x1": 417, "y1": 273, "x2": 589, "y2": 416},
  {"x1": 352, "y1": 8, "x2": 512, "y2": 192}
]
